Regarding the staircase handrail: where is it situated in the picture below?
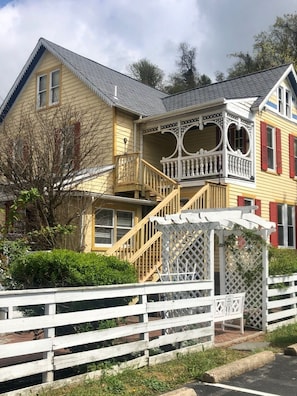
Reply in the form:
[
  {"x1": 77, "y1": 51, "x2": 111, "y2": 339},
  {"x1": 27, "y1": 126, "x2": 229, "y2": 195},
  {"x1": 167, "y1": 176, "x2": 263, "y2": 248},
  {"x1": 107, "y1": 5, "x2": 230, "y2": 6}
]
[{"x1": 141, "y1": 159, "x2": 178, "y2": 198}]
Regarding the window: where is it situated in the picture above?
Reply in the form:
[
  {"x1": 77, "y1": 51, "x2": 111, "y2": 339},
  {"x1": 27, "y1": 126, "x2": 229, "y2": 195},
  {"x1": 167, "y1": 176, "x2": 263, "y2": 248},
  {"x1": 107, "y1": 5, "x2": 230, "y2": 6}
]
[
  {"x1": 278, "y1": 86, "x2": 291, "y2": 117},
  {"x1": 270, "y1": 202, "x2": 295, "y2": 248},
  {"x1": 49, "y1": 70, "x2": 60, "y2": 105},
  {"x1": 37, "y1": 74, "x2": 47, "y2": 108},
  {"x1": 237, "y1": 196, "x2": 261, "y2": 216},
  {"x1": 260, "y1": 122, "x2": 282, "y2": 174},
  {"x1": 94, "y1": 209, "x2": 133, "y2": 246},
  {"x1": 289, "y1": 134, "x2": 297, "y2": 178},
  {"x1": 228, "y1": 125, "x2": 249, "y2": 154},
  {"x1": 266, "y1": 126, "x2": 275, "y2": 169},
  {"x1": 37, "y1": 69, "x2": 60, "y2": 108}
]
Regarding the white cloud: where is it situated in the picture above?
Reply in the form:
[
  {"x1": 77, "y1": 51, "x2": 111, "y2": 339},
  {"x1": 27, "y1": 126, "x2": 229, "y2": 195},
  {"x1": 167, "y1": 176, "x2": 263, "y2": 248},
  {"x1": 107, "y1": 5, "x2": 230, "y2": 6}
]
[{"x1": 0, "y1": 0, "x2": 296, "y2": 101}]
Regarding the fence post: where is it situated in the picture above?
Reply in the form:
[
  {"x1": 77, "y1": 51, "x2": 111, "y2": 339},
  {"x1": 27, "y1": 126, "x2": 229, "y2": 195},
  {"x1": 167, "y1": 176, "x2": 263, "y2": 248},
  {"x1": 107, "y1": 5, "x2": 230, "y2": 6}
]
[
  {"x1": 139, "y1": 292, "x2": 149, "y2": 363},
  {"x1": 42, "y1": 302, "x2": 56, "y2": 383},
  {"x1": 262, "y1": 230, "x2": 269, "y2": 332}
]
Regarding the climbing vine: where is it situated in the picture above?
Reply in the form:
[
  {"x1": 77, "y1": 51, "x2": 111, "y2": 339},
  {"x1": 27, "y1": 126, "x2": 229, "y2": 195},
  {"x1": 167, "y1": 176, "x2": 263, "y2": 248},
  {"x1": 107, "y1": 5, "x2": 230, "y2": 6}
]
[{"x1": 224, "y1": 227, "x2": 266, "y2": 287}]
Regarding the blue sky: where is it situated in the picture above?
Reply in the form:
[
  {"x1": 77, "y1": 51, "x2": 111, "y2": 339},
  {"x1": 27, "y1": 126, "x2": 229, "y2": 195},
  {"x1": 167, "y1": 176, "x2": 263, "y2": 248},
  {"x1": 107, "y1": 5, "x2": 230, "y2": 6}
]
[{"x1": 0, "y1": 0, "x2": 297, "y2": 102}]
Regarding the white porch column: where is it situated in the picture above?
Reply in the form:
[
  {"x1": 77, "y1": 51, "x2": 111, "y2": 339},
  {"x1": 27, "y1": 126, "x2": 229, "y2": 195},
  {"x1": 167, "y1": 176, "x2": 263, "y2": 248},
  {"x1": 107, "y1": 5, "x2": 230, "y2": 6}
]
[
  {"x1": 222, "y1": 110, "x2": 228, "y2": 178},
  {"x1": 218, "y1": 230, "x2": 226, "y2": 295}
]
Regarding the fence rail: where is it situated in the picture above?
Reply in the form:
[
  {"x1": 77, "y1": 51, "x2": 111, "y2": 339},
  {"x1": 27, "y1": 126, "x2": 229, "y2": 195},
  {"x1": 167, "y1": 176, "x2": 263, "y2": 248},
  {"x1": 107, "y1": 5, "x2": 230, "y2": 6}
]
[
  {"x1": 0, "y1": 281, "x2": 213, "y2": 394},
  {"x1": 266, "y1": 273, "x2": 297, "y2": 331}
]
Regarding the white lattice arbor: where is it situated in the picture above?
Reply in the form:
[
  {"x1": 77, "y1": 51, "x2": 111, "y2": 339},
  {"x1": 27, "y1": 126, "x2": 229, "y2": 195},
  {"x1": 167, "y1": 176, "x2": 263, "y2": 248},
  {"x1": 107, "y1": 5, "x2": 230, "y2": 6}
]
[{"x1": 151, "y1": 207, "x2": 275, "y2": 330}]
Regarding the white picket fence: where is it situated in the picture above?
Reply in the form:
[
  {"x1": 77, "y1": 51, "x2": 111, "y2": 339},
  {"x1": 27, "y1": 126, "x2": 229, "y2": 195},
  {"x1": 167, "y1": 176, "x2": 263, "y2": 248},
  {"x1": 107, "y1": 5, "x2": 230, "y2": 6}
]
[
  {"x1": 266, "y1": 273, "x2": 297, "y2": 331},
  {"x1": 0, "y1": 281, "x2": 214, "y2": 394}
]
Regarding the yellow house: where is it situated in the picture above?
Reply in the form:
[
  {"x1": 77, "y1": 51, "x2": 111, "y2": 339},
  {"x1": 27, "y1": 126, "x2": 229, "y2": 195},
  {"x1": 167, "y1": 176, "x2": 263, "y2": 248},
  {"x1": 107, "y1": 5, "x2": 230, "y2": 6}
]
[{"x1": 1, "y1": 38, "x2": 297, "y2": 282}]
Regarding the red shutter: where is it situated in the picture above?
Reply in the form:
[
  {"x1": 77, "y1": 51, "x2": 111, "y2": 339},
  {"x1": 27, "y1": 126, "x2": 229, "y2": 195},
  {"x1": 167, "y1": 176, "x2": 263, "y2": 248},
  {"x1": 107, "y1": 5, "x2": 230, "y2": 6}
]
[
  {"x1": 276, "y1": 128, "x2": 282, "y2": 174},
  {"x1": 260, "y1": 121, "x2": 268, "y2": 171},
  {"x1": 237, "y1": 196, "x2": 245, "y2": 206},
  {"x1": 255, "y1": 199, "x2": 261, "y2": 216},
  {"x1": 289, "y1": 134, "x2": 295, "y2": 178},
  {"x1": 73, "y1": 122, "x2": 80, "y2": 170},
  {"x1": 53, "y1": 129, "x2": 62, "y2": 173},
  {"x1": 269, "y1": 202, "x2": 278, "y2": 247}
]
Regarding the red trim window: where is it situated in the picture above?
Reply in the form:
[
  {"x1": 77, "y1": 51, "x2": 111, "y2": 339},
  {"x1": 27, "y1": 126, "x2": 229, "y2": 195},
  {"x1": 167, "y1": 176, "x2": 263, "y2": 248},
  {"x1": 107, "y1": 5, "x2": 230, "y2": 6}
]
[
  {"x1": 260, "y1": 122, "x2": 282, "y2": 174},
  {"x1": 237, "y1": 196, "x2": 261, "y2": 216},
  {"x1": 270, "y1": 202, "x2": 295, "y2": 248}
]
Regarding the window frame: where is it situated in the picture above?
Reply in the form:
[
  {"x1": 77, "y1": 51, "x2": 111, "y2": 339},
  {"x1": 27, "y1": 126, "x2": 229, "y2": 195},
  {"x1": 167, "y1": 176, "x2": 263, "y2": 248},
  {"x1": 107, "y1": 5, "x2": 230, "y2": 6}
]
[
  {"x1": 37, "y1": 73, "x2": 47, "y2": 109},
  {"x1": 277, "y1": 204, "x2": 295, "y2": 248},
  {"x1": 49, "y1": 69, "x2": 60, "y2": 106},
  {"x1": 94, "y1": 208, "x2": 134, "y2": 247},
  {"x1": 36, "y1": 68, "x2": 60, "y2": 109},
  {"x1": 278, "y1": 85, "x2": 292, "y2": 118},
  {"x1": 260, "y1": 122, "x2": 282, "y2": 174}
]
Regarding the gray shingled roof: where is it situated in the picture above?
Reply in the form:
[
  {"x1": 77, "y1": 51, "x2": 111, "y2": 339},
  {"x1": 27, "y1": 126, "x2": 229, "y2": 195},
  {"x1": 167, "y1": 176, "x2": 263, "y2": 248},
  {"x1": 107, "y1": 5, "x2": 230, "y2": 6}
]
[
  {"x1": 0, "y1": 38, "x2": 167, "y2": 120},
  {"x1": 1, "y1": 38, "x2": 295, "y2": 123},
  {"x1": 162, "y1": 64, "x2": 293, "y2": 112}
]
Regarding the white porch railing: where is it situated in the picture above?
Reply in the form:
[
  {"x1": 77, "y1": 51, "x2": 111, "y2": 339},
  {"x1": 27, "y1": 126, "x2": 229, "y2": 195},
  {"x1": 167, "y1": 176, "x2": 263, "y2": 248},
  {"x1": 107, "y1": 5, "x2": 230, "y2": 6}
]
[
  {"x1": 0, "y1": 281, "x2": 213, "y2": 394},
  {"x1": 161, "y1": 150, "x2": 253, "y2": 181},
  {"x1": 266, "y1": 273, "x2": 297, "y2": 331},
  {"x1": 227, "y1": 152, "x2": 253, "y2": 180}
]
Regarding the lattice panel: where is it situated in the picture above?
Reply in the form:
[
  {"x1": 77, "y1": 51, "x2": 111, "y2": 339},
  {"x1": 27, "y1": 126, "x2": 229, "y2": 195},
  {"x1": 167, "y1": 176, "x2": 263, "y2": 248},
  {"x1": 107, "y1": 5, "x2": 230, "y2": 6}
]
[
  {"x1": 224, "y1": 232, "x2": 263, "y2": 329},
  {"x1": 161, "y1": 222, "x2": 212, "y2": 284}
]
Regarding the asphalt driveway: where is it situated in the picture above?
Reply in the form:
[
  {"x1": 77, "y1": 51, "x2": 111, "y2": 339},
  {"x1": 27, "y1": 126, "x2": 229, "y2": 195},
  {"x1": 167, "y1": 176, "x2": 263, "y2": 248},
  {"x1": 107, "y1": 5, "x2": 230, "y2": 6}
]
[{"x1": 189, "y1": 353, "x2": 297, "y2": 395}]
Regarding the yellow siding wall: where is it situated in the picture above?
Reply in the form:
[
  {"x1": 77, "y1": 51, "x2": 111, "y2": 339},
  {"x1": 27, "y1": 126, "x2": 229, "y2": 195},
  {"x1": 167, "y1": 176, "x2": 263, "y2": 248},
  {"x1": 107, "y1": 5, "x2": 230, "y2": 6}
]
[
  {"x1": 115, "y1": 110, "x2": 138, "y2": 155},
  {"x1": 5, "y1": 51, "x2": 115, "y2": 166},
  {"x1": 75, "y1": 171, "x2": 114, "y2": 195},
  {"x1": 228, "y1": 109, "x2": 297, "y2": 222},
  {"x1": 2, "y1": 50, "x2": 146, "y2": 252}
]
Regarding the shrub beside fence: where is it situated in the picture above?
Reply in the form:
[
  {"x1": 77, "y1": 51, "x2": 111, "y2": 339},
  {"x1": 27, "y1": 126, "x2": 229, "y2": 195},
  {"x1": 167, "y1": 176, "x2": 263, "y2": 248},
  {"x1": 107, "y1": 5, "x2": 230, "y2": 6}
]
[{"x1": 0, "y1": 281, "x2": 214, "y2": 394}]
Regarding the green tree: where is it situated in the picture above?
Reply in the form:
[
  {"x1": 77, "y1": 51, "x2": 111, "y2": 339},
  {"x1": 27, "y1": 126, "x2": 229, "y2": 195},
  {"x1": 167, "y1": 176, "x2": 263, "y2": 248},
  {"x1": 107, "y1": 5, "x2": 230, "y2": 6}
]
[
  {"x1": 0, "y1": 104, "x2": 104, "y2": 249},
  {"x1": 226, "y1": 13, "x2": 297, "y2": 78},
  {"x1": 165, "y1": 42, "x2": 212, "y2": 93},
  {"x1": 128, "y1": 58, "x2": 164, "y2": 89}
]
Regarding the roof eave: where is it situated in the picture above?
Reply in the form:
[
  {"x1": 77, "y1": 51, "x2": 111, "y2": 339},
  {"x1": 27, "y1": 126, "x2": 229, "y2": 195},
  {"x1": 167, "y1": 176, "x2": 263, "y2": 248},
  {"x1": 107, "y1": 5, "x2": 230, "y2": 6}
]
[
  {"x1": 256, "y1": 64, "x2": 294, "y2": 112},
  {"x1": 136, "y1": 97, "x2": 227, "y2": 124}
]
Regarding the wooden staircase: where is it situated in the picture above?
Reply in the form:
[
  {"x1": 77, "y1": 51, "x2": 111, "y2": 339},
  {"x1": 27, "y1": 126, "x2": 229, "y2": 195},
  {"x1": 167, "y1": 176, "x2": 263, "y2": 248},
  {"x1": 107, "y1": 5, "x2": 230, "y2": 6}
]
[{"x1": 107, "y1": 154, "x2": 227, "y2": 282}]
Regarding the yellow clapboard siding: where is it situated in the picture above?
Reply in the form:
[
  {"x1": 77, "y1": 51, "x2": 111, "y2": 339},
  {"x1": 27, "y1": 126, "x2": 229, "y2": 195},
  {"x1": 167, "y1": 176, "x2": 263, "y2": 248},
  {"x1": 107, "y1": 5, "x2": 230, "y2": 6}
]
[{"x1": 228, "y1": 110, "x2": 297, "y2": 222}]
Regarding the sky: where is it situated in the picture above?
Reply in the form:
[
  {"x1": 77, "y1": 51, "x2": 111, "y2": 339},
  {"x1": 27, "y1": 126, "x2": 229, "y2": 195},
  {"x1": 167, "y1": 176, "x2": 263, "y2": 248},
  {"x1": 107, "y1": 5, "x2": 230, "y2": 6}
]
[{"x1": 0, "y1": 0, "x2": 297, "y2": 102}]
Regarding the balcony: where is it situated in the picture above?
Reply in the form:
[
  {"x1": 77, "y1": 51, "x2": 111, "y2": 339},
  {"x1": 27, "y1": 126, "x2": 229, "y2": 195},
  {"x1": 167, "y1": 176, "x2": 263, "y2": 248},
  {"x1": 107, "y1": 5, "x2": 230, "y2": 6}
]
[{"x1": 161, "y1": 149, "x2": 253, "y2": 182}]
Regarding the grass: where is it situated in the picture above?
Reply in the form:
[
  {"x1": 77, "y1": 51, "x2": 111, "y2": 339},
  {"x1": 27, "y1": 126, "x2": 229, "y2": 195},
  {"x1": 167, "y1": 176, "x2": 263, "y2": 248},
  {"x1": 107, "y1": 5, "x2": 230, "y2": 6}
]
[{"x1": 38, "y1": 323, "x2": 297, "y2": 396}]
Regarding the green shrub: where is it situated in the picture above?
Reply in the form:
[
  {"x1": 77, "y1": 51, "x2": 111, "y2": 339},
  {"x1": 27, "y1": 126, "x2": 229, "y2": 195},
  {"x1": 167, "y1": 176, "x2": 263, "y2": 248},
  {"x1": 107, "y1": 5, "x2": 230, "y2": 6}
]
[
  {"x1": 9, "y1": 249, "x2": 137, "y2": 289},
  {"x1": 9, "y1": 249, "x2": 138, "y2": 345},
  {"x1": 269, "y1": 247, "x2": 297, "y2": 276}
]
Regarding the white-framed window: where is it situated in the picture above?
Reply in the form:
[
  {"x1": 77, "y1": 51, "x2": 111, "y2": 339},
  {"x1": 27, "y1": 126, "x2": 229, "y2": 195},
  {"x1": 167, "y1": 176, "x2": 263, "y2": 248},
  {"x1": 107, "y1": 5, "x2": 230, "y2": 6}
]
[
  {"x1": 278, "y1": 86, "x2": 291, "y2": 117},
  {"x1": 277, "y1": 204, "x2": 295, "y2": 248},
  {"x1": 266, "y1": 125, "x2": 275, "y2": 170},
  {"x1": 49, "y1": 69, "x2": 60, "y2": 105},
  {"x1": 94, "y1": 208, "x2": 134, "y2": 246},
  {"x1": 37, "y1": 69, "x2": 60, "y2": 109},
  {"x1": 37, "y1": 74, "x2": 47, "y2": 108}
]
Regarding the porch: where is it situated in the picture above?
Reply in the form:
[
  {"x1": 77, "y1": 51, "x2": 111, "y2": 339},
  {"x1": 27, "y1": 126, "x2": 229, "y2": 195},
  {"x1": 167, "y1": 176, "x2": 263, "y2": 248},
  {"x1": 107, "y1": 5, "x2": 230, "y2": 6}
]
[{"x1": 139, "y1": 108, "x2": 255, "y2": 184}]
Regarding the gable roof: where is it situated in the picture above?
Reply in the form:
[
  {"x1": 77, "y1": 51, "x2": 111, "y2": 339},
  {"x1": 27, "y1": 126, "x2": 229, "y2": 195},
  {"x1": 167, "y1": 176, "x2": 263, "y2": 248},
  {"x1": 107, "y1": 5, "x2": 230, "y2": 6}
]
[
  {"x1": 0, "y1": 37, "x2": 167, "y2": 121},
  {"x1": 1, "y1": 38, "x2": 297, "y2": 123},
  {"x1": 162, "y1": 64, "x2": 296, "y2": 113}
]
